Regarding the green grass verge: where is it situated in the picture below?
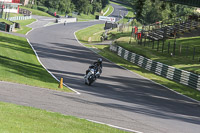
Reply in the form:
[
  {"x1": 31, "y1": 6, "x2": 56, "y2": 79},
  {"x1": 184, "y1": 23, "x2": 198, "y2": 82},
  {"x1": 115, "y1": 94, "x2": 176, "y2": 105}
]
[
  {"x1": 20, "y1": 6, "x2": 53, "y2": 17},
  {"x1": 13, "y1": 19, "x2": 36, "y2": 34},
  {"x1": 0, "y1": 18, "x2": 14, "y2": 25},
  {"x1": 103, "y1": 5, "x2": 110, "y2": 14},
  {"x1": 0, "y1": 102, "x2": 127, "y2": 133},
  {"x1": 104, "y1": 5, "x2": 114, "y2": 16},
  {"x1": 84, "y1": 44, "x2": 200, "y2": 101},
  {"x1": 2, "y1": 12, "x2": 23, "y2": 18},
  {"x1": 0, "y1": 32, "x2": 71, "y2": 92},
  {"x1": 75, "y1": 24, "x2": 105, "y2": 44}
]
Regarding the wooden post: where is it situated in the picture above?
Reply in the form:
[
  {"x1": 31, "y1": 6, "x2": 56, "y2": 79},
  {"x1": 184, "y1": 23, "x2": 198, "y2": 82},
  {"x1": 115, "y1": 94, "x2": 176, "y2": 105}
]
[
  {"x1": 186, "y1": 46, "x2": 189, "y2": 57},
  {"x1": 162, "y1": 40, "x2": 164, "y2": 53},
  {"x1": 157, "y1": 40, "x2": 159, "y2": 51},
  {"x1": 173, "y1": 41, "x2": 176, "y2": 56},
  {"x1": 193, "y1": 47, "x2": 195, "y2": 60},
  {"x1": 152, "y1": 40, "x2": 155, "y2": 49},
  {"x1": 168, "y1": 42, "x2": 170, "y2": 54}
]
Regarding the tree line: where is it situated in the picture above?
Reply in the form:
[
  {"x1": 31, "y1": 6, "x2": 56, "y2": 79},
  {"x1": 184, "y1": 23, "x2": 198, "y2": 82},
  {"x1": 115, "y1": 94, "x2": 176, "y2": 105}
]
[
  {"x1": 133, "y1": 0, "x2": 196, "y2": 24},
  {"x1": 25, "y1": 0, "x2": 109, "y2": 15}
]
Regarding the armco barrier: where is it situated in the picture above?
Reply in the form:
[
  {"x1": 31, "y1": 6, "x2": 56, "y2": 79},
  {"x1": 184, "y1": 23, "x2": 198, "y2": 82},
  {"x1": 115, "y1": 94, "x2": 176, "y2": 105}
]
[
  {"x1": 110, "y1": 44, "x2": 200, "y2": 91},
  {"x1": 7, "y1": 16, "x2": 32, "y2": 21}
]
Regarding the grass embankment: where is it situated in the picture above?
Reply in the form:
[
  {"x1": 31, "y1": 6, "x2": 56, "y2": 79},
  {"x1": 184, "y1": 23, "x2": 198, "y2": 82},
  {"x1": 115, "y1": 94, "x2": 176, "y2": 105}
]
[
  {"x1": 20, "y1": 6, "x2": 53, "y2": 17},
  {"x1": 0, "y1": 18, "x2": 14, "y2": 25},
  {"x1": 0, "y1": 33, "x2": 71, "y2": 92},
  {"x1": 14, "y1": 19, "x2": 36, "y2": 34},
  {"x1": 76, "y1": 24, "x2": 105, "y2": 43},
  {"x1": 2, "y1": 12, "x2": 23, "y2": 18},
  {"x1": 0, "y1": 102, "x2": 127, "y2": 133}
]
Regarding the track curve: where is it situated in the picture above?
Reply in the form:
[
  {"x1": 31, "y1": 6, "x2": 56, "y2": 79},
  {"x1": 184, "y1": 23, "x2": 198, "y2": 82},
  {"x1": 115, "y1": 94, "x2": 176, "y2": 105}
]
[{"x1": 0, "y1": 3, "x2": 200, "y2": 133}]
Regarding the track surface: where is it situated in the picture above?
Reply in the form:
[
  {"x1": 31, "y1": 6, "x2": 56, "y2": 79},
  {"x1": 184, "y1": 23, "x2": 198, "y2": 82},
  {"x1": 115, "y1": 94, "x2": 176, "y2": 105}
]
[{"x1": 0, "y1": 3, "x2": 200, "y2": 133}]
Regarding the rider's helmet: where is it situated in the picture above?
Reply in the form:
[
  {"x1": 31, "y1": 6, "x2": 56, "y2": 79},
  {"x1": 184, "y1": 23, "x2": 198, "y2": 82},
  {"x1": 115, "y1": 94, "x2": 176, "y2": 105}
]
[{"x1": 97, "y1": 58, "x2": 102, "y2": 64}]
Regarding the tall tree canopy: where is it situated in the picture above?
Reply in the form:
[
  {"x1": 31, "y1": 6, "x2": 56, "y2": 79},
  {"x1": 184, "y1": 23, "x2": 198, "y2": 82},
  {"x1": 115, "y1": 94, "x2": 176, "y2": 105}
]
[
  {"x1": 133, "y1": 0, "x2": 196, "y2": 24},
  {"x1": 34, "y1": 0, "x2": 110, "y2": 15}
]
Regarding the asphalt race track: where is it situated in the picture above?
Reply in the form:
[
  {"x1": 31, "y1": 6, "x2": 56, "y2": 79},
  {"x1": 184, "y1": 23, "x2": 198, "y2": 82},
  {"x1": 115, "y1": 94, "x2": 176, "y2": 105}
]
[{"x1": 0, "y1": 3, "x2": 200, "y2": 133}]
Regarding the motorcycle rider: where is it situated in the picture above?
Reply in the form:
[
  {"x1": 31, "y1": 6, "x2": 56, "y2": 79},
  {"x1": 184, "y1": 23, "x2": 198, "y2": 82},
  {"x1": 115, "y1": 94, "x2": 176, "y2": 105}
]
[{"x1": 86, "y1": 58, "x2": 103, "y2": 77}]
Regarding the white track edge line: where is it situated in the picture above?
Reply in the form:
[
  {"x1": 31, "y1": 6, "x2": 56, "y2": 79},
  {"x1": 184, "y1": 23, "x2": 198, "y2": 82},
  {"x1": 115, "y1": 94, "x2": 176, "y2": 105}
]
[
  {"x1": 86, "y1": 119, "x2": 143, "y2": 133},
  {"x1": 26, "y1": 39, "x2": 80, "y2": 95},
  {"x1": 26, "y1": 19, "x2": 38, "y2": 35},
  {"x1": 103, "y1": 6, "x2": 110, "y2": 16}
]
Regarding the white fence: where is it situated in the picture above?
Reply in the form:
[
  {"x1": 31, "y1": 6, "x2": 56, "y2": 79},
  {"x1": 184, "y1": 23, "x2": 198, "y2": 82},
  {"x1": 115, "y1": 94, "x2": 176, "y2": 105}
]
[{"x1": 7, "y1": 16, "x2": 32, "y2": 21}]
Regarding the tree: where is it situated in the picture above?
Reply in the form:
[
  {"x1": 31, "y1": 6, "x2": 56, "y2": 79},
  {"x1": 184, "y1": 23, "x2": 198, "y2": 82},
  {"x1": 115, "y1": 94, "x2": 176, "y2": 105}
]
[{"x1": 133, "y1": 0, "x2": 196, "y2": 24}]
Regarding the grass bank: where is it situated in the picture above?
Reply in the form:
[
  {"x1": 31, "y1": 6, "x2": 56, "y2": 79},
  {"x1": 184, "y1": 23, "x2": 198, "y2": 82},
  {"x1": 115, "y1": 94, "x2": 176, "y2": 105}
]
[
  {"x1": 20, "y1": 6, "x2": 53, "y2": 17},
  {"x1": 0, "y1": 18, "x2": 14, "y2": 25},
  {"x1": 0, "y1": 102, "x2": 127, "y2": 133},
  {"x1": 75, "y1": 24, "x2": 105, "y2": 44},
  {"x1": 0, "y1": 32, "x2": 71, "y2": 92},
  {"x1": 2, "y1": 12, "x2": 23, "y2": 18}
]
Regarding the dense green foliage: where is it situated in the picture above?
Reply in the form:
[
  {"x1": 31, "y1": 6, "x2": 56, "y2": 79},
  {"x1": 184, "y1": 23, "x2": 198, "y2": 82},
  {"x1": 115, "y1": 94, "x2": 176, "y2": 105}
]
[
  {"x1": 27, "y1": 0, "x2": 109, "y2": 15},
  {"x1": 133, "y1": 0, "x2": 196, "y2": 24}
]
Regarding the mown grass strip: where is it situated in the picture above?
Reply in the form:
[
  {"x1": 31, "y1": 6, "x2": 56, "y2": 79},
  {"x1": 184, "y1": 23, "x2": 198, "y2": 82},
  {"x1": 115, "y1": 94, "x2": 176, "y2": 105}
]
[
  {"x1": 0, "y1": 18, "x2": 14, "y2": 25},
  {"x1": 20, "y1": 6, "x2": 53, "y2": 17},
  {"x1": 14, "y1": 19, "x2": 36, "y2": 34},
  {"x1": 104, "y1": 5, "x2": 114, "y2": 16},
  {"x1": 75, "y1": 24, "x2": 105, "y2": 44},
  {"x1": 0, "y1": 102, "x2": 128, "y2": 133},
  {"x1": 85, "y1": 44, "x2": 200, "y2": 101},
  {"x1": 0, "y1": 32, "x2": 71, "y2": 92}
]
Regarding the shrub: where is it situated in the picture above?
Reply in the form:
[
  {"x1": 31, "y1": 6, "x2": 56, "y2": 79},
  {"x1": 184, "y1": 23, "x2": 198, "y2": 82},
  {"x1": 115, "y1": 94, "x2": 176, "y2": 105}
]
[
  {"x1": 38, "y1": 6, "x2": 48, "y2": 12},
  {"x1": 31, "y1": 5, "x2": 37, "y2": 10},
  {"x1": 25, "y1": 4, "x2": 32, "y2": 8}
]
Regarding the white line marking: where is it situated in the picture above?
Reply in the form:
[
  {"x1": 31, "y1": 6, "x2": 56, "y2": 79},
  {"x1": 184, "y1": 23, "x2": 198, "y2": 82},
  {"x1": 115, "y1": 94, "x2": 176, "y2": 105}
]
[
  {"x1": 26, "y1": 19, "x2": 38, "y2": 35},
  {"x1": 86, "y1": 119, "x2": 143, "y2": 133},
  {"x1": 26, "y1": 28, "x2": 34, "y2": 36},
  {"x1": 26, "y1": 39, "x2": 80, "y2": 95}
]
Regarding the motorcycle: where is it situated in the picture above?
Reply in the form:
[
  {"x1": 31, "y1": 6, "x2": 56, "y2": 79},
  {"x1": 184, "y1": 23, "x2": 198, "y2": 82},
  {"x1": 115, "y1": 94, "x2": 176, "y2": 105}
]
[
  {"x1": 84, "y1": 65, "x2": 102, "y2": 86},
  {"x1": 84, "y1": 68, "x2": 96, "y2": 86}
]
